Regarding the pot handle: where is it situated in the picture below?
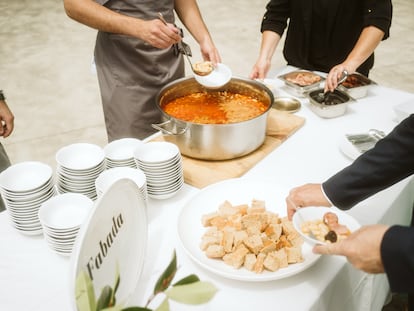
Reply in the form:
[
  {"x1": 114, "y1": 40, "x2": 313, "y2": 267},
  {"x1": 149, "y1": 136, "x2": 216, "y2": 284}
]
[{"x1": 152, "y1": 119, "x2": 187, "y2": 135}]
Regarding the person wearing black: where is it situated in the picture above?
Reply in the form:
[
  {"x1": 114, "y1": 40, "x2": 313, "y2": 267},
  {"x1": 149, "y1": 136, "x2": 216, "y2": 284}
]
[
  {"x1": 287, "y1": 114, "x2": 414, "y2": 310},
  {"x1": 250, "y1": 0, "x2": 392, "y2": 91},
  {"x1": 0, "y1": 90, "x2": 14, "y2": 212}
]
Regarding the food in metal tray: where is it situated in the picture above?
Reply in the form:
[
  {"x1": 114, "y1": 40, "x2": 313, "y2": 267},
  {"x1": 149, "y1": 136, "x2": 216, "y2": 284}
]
[
  {"x1": 200, "y1": 199, "x2": 304, "y2": 274},
  {"x1": 285, "y1": 71, "x2": 322, "y2": 86},
  {"x1": 300, "y1": 212, "x2": 351, "y2": 243}
]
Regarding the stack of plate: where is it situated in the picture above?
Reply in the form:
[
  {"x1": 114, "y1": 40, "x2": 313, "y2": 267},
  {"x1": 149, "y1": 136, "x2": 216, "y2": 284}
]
[
  {"x1": 95, "y1": 167, "x2": 148, "y2": 201},
  {"x1": 55, "y1": 143, "x2": 105, "y2": 200},
  {"x1": 133, "y1": 142, "x2": 184, "y2": 199},
  {"x1": 104, "y1": 138, "x2": 143, "y2": 169},
  {"x1": 38, "y1": 193, "x2": 93, "y2": 256},
  {"x1": 0, "y1": 161, "x2": 55, "y2": 235}
]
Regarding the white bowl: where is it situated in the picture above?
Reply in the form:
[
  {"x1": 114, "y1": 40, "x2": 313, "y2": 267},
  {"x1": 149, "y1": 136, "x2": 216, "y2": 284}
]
[
  {"x1": 104, "y1": 138, "x2": 143, "y2": 161},
  {"x1": 56, "y1": 143, "x2": 105, "y2": 170},
  {"x1": 133, "y1": 142, "x2": 180, "y2": 164},
  {"x1": 292, "y1": 206, "x2": 360, "y2": 245},
  {"x1": 38, "y1": 193, "x2": 94, "y2": 230},
  {"x1": 194, "y1": 63, "x2": 232, "y2": 89},
  {"x1": 0, "y1": 161, "x2": 53, "y2": 193},
  {"x1": 95, "y1": 167, "x2": 147, "y2": 193}
]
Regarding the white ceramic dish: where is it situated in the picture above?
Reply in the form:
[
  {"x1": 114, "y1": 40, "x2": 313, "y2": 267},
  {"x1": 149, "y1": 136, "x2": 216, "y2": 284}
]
[
  {"x1": 70, "y1": 179, "x2": 147, "y2": 309},
  {"x1": 104, "y1": 138, "x2": 143, "y2": 161},
  {"x1": 134, "y1": 141, "x2": 180, "y2": 164},
  {"x1": 56, "y1": 143, "x2": 105, "y2": 170},
  {"x1": 292, "y1": 206, "x2": 361, "y2": 245},
  {"x1": 194, "y1": 63, "x2": 232, "y2": 89},
  {"x1": 177, "y1": 178, "x2": 321, "y2": 282},
  {"x1": 38, "y1": 193, "x2": 93, "y2": 230},
  {"x1": 0, "y1": 161, "x2": 53, "y2": 193},
  {"x1": 95, "y1": 167, "x2": 147, "y2": 194},
  {"x1": 393, "y1": 100, "x2": 414, "y2": 122}
]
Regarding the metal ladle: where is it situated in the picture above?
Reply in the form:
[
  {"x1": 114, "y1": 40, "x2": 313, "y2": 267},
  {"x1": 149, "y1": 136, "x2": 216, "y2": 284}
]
[
  {"x1": 317, "y1": 70, "x2": 349, "y2": 103},
  {"x1": 157, "y1": 13, "x2": 212, "y2": 76}
]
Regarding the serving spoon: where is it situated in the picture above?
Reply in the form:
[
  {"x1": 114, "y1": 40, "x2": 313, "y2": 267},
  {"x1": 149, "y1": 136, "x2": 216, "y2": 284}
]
[
  {"x1": 157, "y1": 13, "x2": 213, "y2": 76},
  {"x1": 317, "y1": 70, "x2": 348, "y2": 103}
]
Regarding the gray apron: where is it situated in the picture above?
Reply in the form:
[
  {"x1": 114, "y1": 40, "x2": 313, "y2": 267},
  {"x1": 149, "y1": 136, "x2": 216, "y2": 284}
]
[{"x1": 94, "y1": 0, "x2": 184, "y2": 141}]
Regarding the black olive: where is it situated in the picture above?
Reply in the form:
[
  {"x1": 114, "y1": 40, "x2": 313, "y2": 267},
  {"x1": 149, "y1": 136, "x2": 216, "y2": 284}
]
[{"x1": 325, "y1": 230, "x2": 338, "y2": 243}]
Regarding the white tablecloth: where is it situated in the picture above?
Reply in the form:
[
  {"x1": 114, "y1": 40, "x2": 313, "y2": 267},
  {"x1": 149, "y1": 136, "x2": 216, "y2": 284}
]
[{"x1": 1, "y1": 73, "x2": 414, "y2": 311}]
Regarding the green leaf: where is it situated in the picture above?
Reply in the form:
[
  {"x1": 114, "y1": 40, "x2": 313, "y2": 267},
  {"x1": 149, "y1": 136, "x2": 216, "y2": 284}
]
[
  {"x1": 112, "y1": 264, "x2": 121, "y2": 305},
  {"x1": 101, "y1": 305, "x2": 123, "y2": 311},
  {"x1": 96, "y1": 285, "x2": 113, "y2": 310},
  {"x1": 173, "y1": 274, "x2": 200, "y2": 286},
  {"x1": 165, "y1": 281, "x2": 218, "y2": 305},
  {"x1": 154, "y1": 297, "x2": 169, "y2": 311},
  {"x1": 75, "y1": 270, "x2": 97, "y2": 311},
  {"x1": 153, "y1": 250, "x2": 177, "y2": 295},
  {"x1": 121, "y1": 307, "x2": 153, "y2": 311}
]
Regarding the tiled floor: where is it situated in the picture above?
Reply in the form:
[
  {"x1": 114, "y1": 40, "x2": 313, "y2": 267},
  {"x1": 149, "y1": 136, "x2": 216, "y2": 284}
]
[{"x1": 1, "y1": 0, "x2": 414, "y2": 169}]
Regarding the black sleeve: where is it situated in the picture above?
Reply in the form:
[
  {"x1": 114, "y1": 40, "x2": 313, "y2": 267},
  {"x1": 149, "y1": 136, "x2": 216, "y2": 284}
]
[
  {"x1": 381, "y1": 225, "x2": 414, "y2": 293},
  {"x1": 322, "y1": 114, "x2": 414, "y2": 210},
  {"x1": 260, "y1": 0, "x2": 290, "y2": 35},
  {"x1": 363, "y1": 0, "x2": 393, "y2": 39}
]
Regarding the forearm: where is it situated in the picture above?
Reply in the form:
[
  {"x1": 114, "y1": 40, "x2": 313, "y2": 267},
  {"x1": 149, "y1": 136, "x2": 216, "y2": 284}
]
[
  {"x1": 174, "y1": 0, "x2": 211, "y2": 46},
  {"x1": 257, "y1": 30, "x2": 281, "y2": 63},
  {"x1": 342, "y1": 26, "x2": 385, "y2": 73},
  {"x1": 63, "y1": 0, "x2": 142, "y2": 38}
]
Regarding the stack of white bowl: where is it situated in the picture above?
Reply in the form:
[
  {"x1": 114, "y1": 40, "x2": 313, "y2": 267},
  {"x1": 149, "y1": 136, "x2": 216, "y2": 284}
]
[
  {"x1": 0, "y1": 161, "x2": 55, "y2": 235},
  {"x1": 104, "y1": 138, "x2": 143, "y2": 169},
  {"x1": 55, "y1": 143, "x2": 105, "y2": 200},
  {"x1": 38, "y1": 193, "x2": 93, "y2": 256},
  {"x1": 95, "y1": 167, "x2": 148, "y2": 201},
  {"x1": 133, "y1": 142, "x2": 184, "y2": 200}
]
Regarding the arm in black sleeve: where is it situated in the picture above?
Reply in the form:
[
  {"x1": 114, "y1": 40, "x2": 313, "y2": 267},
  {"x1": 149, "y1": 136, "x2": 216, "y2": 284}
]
[
  {"x1": 260, "y1": 0, "x2": 290, "y2": 35},
  {"x1": 322, "y1": 114, "x2": 414, "y2": 210},
  {"x1": 363, "y1": 0, "x2": 392, "y2": 40},
  {"x1": 381, "y1": 225, "x2": 414, "y2": 293}
]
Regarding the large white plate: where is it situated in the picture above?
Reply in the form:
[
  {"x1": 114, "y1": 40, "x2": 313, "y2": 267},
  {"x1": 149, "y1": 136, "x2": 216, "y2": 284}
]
[
  {"x1": 177, "y1": 178, "x2": 321, "y2": 282},
  {"x1": 70, "y1": 179, "x2": 148, "y2": 309}
]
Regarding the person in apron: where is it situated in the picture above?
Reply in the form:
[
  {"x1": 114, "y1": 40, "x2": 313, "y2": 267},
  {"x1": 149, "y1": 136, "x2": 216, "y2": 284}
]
[{"x1": 63, "y1": 0, "x2": 221, "y2": 141}]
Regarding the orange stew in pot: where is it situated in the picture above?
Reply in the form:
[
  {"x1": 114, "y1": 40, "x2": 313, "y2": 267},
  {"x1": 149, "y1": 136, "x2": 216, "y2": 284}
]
[{"x1": 161, "y1": 91, "x2": 268, "y2": 124}]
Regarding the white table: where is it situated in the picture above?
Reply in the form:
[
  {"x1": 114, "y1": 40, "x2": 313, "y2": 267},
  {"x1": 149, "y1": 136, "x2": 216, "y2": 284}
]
[{"x1": 1, "y1": 75, "x2": 414, "y2": 311}]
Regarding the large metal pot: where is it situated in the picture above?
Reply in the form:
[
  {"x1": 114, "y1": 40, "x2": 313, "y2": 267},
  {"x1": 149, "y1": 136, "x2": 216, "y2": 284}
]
[{"x1": 152, "y1": 76, "x2": 274, "y2": 160}]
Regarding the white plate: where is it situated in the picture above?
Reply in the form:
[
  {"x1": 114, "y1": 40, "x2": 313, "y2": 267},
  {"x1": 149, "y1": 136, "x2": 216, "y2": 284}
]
[
  {"x1": 177, "y1": 178, "x2": 321, "y2": 282},
  {"x1": 134, "y1": 142, "x2": 180, "y2": 164},
  {"x1": 70, "y1": 179, "x2": 147, "y2": 309},
  {"x1": 393, "y1": 100, "x2": 414, "y2": 122},
  {"x1": 292, "y1": 206, "x2": 361, "y2": 245},
  {"x1": 194, "y1": 63, "x2": 232, "y2": 89},
  {"x1": 338, "y1": 135, "x2": 361, "y2": 160}
]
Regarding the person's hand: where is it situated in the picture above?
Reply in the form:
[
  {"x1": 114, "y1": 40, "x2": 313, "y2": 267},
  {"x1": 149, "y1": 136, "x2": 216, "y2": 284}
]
[
  {"x1": 286, "y1": 183, "x2": 332, "y2": 220},
  {"x1": 249, "y1": 57, "x2": 271, "y2": 80},
  {"x1": 0, "y1": 99, "x2": 14, "y2": 138},
  {"x1": 199, "y1": 39, "x2": 221, "y2": 66},
  {"x1": 313, "y1": 224, "x2": 389, "y2": 273},
  {"x1": 325, "y1": 65, "x2": 351, "y2": 92},
  {"x1": 138, "y1": 19, "x2": 182, "y2": 49}
]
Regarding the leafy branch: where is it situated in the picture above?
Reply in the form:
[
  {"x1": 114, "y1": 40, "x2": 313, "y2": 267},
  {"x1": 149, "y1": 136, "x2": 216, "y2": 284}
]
[{"x1": 76, "y1": 250, "x2": 218, "y2": 311}]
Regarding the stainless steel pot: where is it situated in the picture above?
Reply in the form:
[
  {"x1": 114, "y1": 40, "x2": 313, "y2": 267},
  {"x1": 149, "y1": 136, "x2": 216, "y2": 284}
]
[{"x1": 152, "y1": 77, "x2": 274, "y2": 160}]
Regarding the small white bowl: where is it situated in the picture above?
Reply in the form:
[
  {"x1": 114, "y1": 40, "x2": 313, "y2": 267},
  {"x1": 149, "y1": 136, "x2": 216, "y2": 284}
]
[
  {"x1": 38, "y1": 193, "x2": 94, "y2": 230},
  {"x1": 292, "y1": 206, "x2": 360, "y2": 245},
  {"x1": 104, "y1": 138, "x2": 143, "y2": 161},
  {"x1": 56, "y1": 143, "x2": 105, "y2": 170},
  {"x1": 133, "y1": 142, "x2": 180, "y2": 164},
  {"x1": 0, "y1": 161, "x2": 53, "y2": 193},
  {"x1": 95, "y1": 167, "x2": 147, "y2": 194},
  {"x1": 194, "y1": 63, "x2": 232, "y2": 89}
]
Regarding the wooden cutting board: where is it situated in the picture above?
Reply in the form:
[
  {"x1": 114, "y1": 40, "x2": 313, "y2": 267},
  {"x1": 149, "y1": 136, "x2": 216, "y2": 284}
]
[{"x1": 152, "y1": 109, "x2": 305, "y2": 188}]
